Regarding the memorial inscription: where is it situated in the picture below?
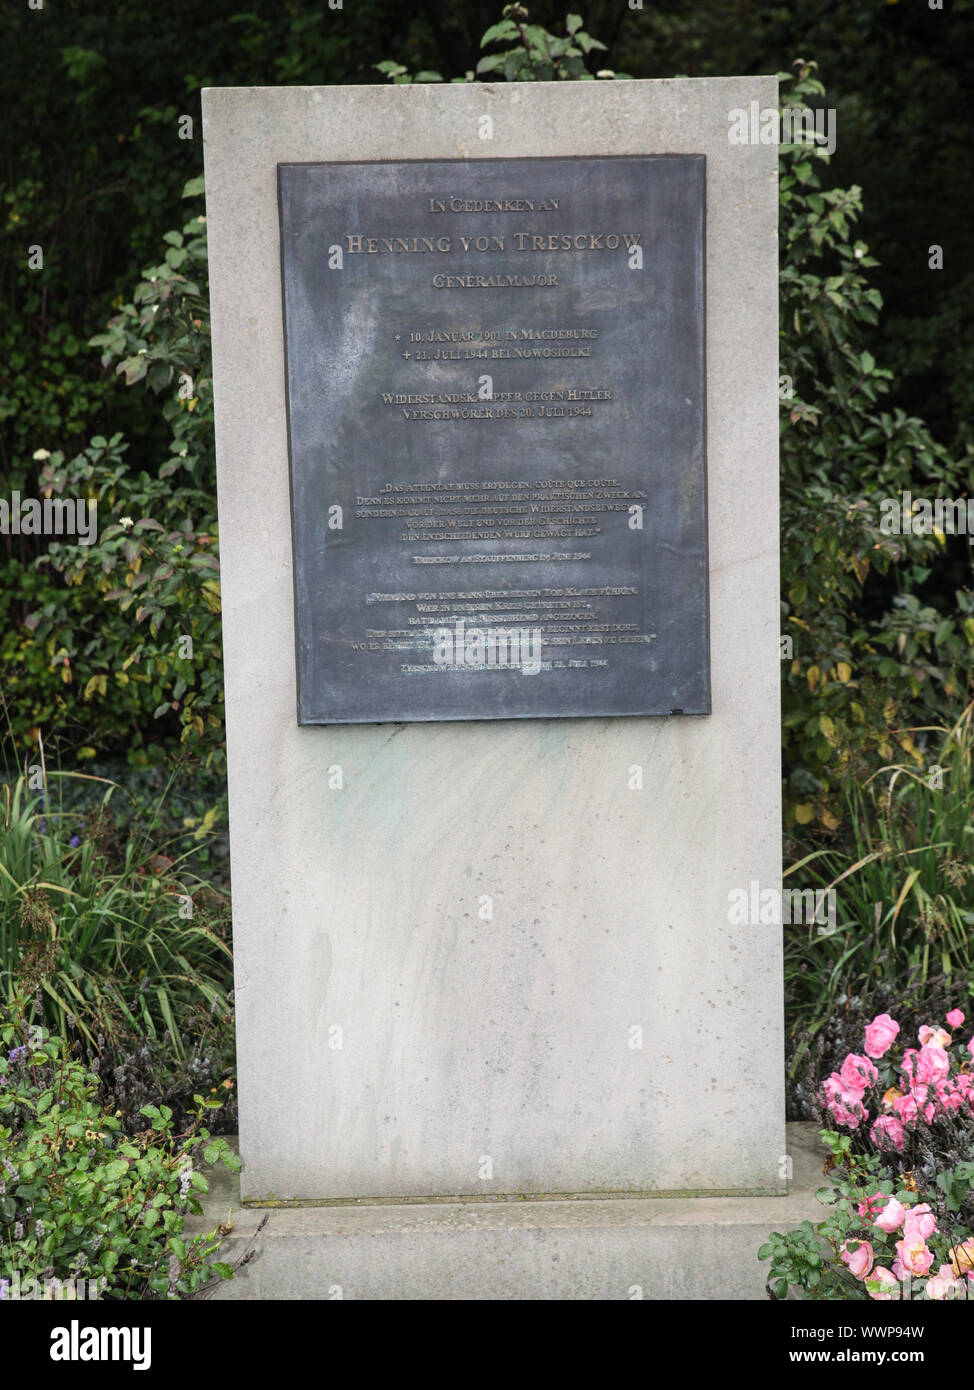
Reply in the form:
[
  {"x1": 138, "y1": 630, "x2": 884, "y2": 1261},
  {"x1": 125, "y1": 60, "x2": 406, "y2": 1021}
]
[{"x1": 278, "y1": 155, "x2": 709, "y2": 723}]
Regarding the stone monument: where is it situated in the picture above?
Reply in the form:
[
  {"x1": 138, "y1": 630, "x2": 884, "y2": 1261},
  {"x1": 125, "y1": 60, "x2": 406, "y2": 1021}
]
[{"x1": 201, "y1": 76, "x2": 785, "y2": 1293}]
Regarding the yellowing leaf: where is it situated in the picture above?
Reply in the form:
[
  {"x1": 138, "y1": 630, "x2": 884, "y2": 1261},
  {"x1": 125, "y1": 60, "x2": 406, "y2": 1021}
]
[
  {"x1": 821, "y1": 809, "x2": 841, "y2": 830},
  {"x1": 806, "y1": 664, "x2": 820, "y2": 692},
  {"x1": 836, "y1": 662, "x2": 852, "y2": 683},
  {"x1": 851, "y1": 554, "x2": 870, "y2": 585},
  {"x1": 891, "y1": 869, "x2": 921, "y2": 929},
  {"x1": 794, "y1": 803, "x2": 815, "y2": 824}
]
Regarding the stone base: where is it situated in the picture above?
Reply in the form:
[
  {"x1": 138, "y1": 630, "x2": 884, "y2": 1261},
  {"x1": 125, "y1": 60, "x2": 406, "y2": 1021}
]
[{"x1": 186, "y1": 1123, "x2": 824, "y2": 1300}]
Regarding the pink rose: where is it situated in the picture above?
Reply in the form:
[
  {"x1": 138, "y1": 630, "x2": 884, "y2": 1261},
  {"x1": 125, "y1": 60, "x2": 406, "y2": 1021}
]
[
  {"x1": 897, "y1": 1084, "x2": 935, "y2": 1124},
  {"x1": 870, "y1": 1115, "x2": 905, "y2": 1152},
  {"x1": 896, "y1": 1236, "x2": 934, "y2": 1277},
  {"x1": 822, "y1": 1074, "x2": 866, "y2": 1129},
  {"x1": 864, "y1": 1012, "x2": 900, "y2": 1059},
  {"x1": 914, "y1": 1045, "x2": 950, "y2": 1086},
  {"x1": 866, "y1": 1266, "x2": 901, "y2": 1300},
  {"x1": 919, "y1": 1025, "x2": 951, "y2": 1049},
  {"x1": 840, "y1": 1053, "x2": 879, "y2": 1094},
  {"x1": 840, "y1": 1239, "x2": 874, "y2": 1280},
  {"x1": 968, "y1": 1037, "x2": 974, "y2": 1063},
  {"x1": 858, "y1": 1191, "x2": 886, "y2": 1221},
  {"x1": 874, "y1": 1196, "x2": 907, "y2": 1233},
  {"x1": 925, "y1": 1264, "x2": 962, "y2": 1300},
  {"x1": 945, "y1": 1009, "x2": 965, "y2": 1028},
  {"x1": 893, "y1": 1093, "x2": 919, "y2": 1126},
  {"x1": 934, "y1": 1080, "x2": 963, "y2": 1113},
  {"x1": 903, "y1": 1203, "x2": 937, "y2": 1242}
]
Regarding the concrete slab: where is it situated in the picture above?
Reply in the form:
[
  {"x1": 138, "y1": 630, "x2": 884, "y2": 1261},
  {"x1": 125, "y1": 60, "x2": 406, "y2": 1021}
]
[{"x1": 186, "y1": 1123, "x2": 824, "y2": 1300}]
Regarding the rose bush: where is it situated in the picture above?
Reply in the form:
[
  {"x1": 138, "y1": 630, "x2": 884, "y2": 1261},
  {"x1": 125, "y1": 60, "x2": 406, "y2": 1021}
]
[{"x1": 761, "y1": 1007, "x2": 974, "y2": 1299}]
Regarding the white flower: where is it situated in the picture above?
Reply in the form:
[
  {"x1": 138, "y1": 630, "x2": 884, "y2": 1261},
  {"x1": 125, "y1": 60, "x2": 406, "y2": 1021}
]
[
  {"x1": 32, "y1": 448, "x2": 51, "y2": 461},
  {"x1": 119, "y1": 516, "x2": 134, "y2": 530}
]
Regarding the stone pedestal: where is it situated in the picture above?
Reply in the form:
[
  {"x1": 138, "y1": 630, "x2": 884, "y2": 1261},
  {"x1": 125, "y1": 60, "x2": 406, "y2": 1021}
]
[{"x1": 202, "y1": 77, "x2": 783, "y2": 1203}]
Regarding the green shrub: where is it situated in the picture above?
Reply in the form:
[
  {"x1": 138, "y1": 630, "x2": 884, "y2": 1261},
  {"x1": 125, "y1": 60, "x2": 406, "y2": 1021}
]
[
  {"x1": 0, "y1": 764, "x2": 232, "y2": 1052},
  {"x1": 0, "y1": 999, "x2": 238, "y2": 1299},
  {"x1": 777, "y1": 61, "x2": 973, "y2": 837},
  {"x1": 785, "y1": 701, "x2": 974, "y2": 1070},
  {"x1": 375, "y1": 5, "x2": 619, "y2": 84},
  {"x1": 3, "y1": 182, "x2": 224, "y2": 767}
]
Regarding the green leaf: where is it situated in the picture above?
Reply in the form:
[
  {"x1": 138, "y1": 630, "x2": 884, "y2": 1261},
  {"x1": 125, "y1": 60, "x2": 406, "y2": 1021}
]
[
  {"x1": 475, "y1": 53, "x2": 508, "y2": 75},
  {"x1": 480, "y1": 20, "x2": 519, "y2": 47}
]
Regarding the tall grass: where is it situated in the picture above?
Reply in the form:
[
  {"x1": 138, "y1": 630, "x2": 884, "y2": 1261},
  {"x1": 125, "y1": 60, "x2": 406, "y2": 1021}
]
[
  {"x1": 0, "y1": 756, "x2": 232, "y2": 1057},
  {"x1": 785, "y1": 702, "x2": 974, "y2": 1074}
]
